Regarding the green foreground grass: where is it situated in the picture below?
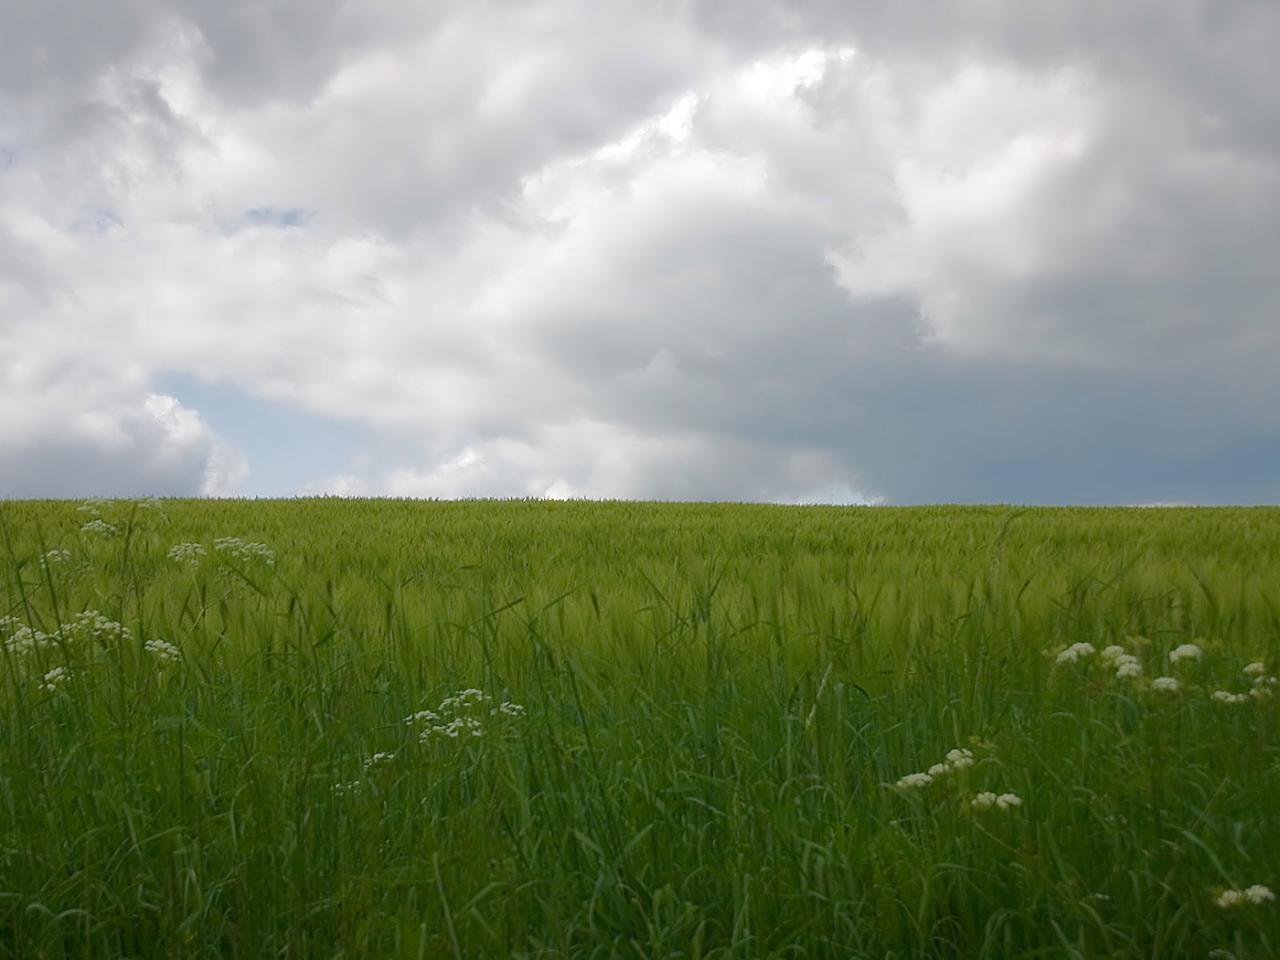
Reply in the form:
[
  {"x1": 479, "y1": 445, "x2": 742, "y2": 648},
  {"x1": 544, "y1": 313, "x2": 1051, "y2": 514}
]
[{"x1": 1, "y1": 499, "x2": 1278, "y2": 958}]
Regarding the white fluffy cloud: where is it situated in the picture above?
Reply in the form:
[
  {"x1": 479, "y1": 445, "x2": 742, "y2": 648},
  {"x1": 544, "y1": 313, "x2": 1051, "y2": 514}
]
[{"x1": 2, "y1": 0, "x2": 1278, "y2": 502}]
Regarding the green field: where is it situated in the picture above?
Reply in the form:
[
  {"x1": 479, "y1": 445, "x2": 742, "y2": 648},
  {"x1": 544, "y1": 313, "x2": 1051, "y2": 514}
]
[{"x1": 1, "y1": 499, "x2": 1278, "y2": 958}]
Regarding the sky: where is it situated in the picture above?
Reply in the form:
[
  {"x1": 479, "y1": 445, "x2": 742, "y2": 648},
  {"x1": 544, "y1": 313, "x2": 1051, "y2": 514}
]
[{"x1": 1, "y1": 0, "x2": 1278, "y2": 504}]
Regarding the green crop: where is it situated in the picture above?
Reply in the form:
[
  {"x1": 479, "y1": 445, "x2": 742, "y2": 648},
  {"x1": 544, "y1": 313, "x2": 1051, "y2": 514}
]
[{"x1": 1, "y1": 498, "x2": 1277, "y2": 958}]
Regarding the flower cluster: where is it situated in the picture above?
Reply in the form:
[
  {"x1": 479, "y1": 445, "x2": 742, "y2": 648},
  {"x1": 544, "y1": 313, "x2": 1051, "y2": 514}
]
[
  {"x1": 144, "y1": 638, "x2": 181, "y2": 664},
  {"x1": 40, "y1": 666, "x2": 70, "y2": 692},
  {"x1": 896, "y1": 746, "x2": 975, "y2": 790},
  {"x1": 1055, "y1": 642, "x2": 1097, "y2": 665},
  {"x1": 3, "y1": 624, "x2": 54, "y2": 656},
  {"x1": 404, "y1": 688, "x2": 525, "y2": 744},
  {"x1": 971, "y1": 791, "x2": 1022, "y2": 812},
  {"x1": 1245, "y1": 663, "x2": 1277, "y2": 702},
  {"x1": 76, "y1": 498, "x2": 111, "y2": 516},
  {"x1": 66, "y1": 610, "x2": 131, "y2": 645},
  {"x1": 1101, "y1": 644, "x2": 1142, "y2": 679},
  {"x1": 41, "y1": 548, "x2": 72, "y2": 566},
  {"x1": 80, "y1": 519, "x2": 118, "y2": 538},
  {"x1": 1168, "y1": 643, "x2": 1204, "y2": 666},
  {"x1": 1215, "y1": 885, "x2": 1275, "y2": 908},
  {"x1": 213, "y1": 537, "x2": 276, "y2": 565},
  {"x1": 1211, "y1": 690, "x2": 1249, "y2": 705},
  {"x1": 167, "y1": 542, "x2": 207, "y2": 565},
  {"x1": 1150, "y1": 676, "x2": 1180, "y2": 694}
]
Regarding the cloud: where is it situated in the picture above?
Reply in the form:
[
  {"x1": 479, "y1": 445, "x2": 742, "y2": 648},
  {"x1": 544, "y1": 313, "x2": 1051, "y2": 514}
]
[
  {"x1": 1, "y1": 0, "x2": 1278, "y2": 502},
  {"x1": 0, "y1": 382, "x2": 244, "y2": 498}
]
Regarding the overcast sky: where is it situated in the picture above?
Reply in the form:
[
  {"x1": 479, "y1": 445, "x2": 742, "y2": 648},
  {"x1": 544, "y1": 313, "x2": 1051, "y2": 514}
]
[{"x1": 2, "y1": 1, "x2": 1278, "y2": 503}]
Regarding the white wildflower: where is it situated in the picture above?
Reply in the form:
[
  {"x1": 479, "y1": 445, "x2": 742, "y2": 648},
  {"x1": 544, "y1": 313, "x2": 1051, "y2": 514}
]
[
  {"x1": 42, "y1": 548, "x2": 72, "y2": 566},
  {"x1": 76, "y1": 498, "x2": 110, "y2": 516},
  {"x1": 404, "y1": 709, "x2": 441, "y2": 725},
  {"x1": 1244, "y1": 885, "x2": 1275, "y2": 904},
  {"x1": 67, "y1": 610, "x2": 130, "y2": 644},
  {"x1": 1217, "y1": 885, "x2": 1275, "y2": 908},
  {"x1": 1168, "y1": 643, "x2": 1203, "y2": 665},
  {"x1": 1211, "y1": 690, "x2": 1248, "y2": 705},
  {"x1": 144, "y1": 638, "x2": 181, "y2": 664},
  {"x1": 1243, "y1": 662, "x2": 1268, "y2": 677},
  {"x1": 1250, "y1": 686, "x2": 1274, "y2": 702},
  {"x1": 1253, "y1": 675, "x2": 1278, "y2": 689},
  {"x1": 1100, "y1": 645, "x2": 1127, "y2": 663},
  {"x1": 1151, "y1": 676, "x2": 1180, "y2": 694},
  {"x1": 1114, "y1": 656, "x2": 1143, "y2": 679},
  {"x1": 1055, "y1": 642, "x2": 1097, "y2": 665},
  {"x1": 5, "y1": 625, "x2": 51, "y2": 655},
  {"x1": 213, "y1": 537, "x2": 276, "y2": 565},
  {"x1": 971, "y1": 792, "x2": 998, "y2": 810},
  {"x1": 995, "y1": 792, "x2": 1023, "y2": 810},
  {"x1": 895, "y1": 772, "x2": 933, "y2": 790},
  {"x1": 928, "y1": 763, "x2": 952, "y2": 777},
  {"x1": 438, "y1": 688, "x2": 490, "y2": 712},
  {"x1": 493, "y1": 701, "x2": 526, "y2": 718},
  {"x1": 424, "y1": 716, "x2": 485, "y2": 741},
  {"x1": 40, "y1": 666, "x2": 69, "y2": 692},
  {"x1": 332, "y1": 780, "x2": 362, "y2": 796},
  {"x1": 167, "y1": 542, "x2": 207, "y2": 565},
  {"x1": 944, "y1": 747, "x2": 975, "y2": 769},
  {"x1": 80, "y1": 519, "x2": 117, "y2": 537},
  {"x1": 363, "y1": 752, "x2": 396, "y2": 770}
]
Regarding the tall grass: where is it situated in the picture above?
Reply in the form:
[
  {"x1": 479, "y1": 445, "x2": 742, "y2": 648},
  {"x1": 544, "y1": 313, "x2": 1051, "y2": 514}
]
[{"x1": 1, "y1": 498, "x2": 1277, "y2": 958}]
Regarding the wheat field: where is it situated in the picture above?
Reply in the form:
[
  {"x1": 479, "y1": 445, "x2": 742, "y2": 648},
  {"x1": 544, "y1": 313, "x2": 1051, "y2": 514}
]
[{"x1": 1, "y1": 498, "x2": 1277, "y2": 958}]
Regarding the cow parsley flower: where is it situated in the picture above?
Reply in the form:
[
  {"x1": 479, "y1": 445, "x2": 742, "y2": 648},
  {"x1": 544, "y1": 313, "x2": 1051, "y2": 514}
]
[
  {"x1": 404, "y1": 709, "x2": 440, "y2": 725},
  {"x1": 67, "y1": 611, "x2": 130, "y2": 644},
  {"x1": 42, "y1": 548, "x2": 72, "y2": 566},
  {"x1": 944, "y1": 747, "x2": 975, "y2": 769},
  {"x1": 213, "y1": 537, "x2": 276, "y2": 565},
  {"x1": 1243, "y1": 662, "x2": 1268, "y2": 677},
  {"x1": 1216, "y1": 885, "x2": 1274, "y2": 908},
  {"x1": 1151, "y1": 676, "x2": 1180, "y2": 694},
  {"x1": 1168, "y1": 643, "x2": 1203, "y2": 665},
  {"x1": 895, "y1": 772, "x2": 933, "y2": 790},
  {"x1": 1055, "y1": 642, "x2": 1097, "y2": 665},
  {"x1": 167, "y1": 542, "x2": 207, "y2": 565},
  {"x1": 40, "y1": 666, "x2": 69, "y2": 692},
  {"x1": 4, "y1": 625, "x2": 51, "y2": 655},
  {"x1": 363, "y1": 752, "x2": 396, "y2": 770},
  {"x1": 80, "y1": 519, "x2": 118, "y2": 537},
  {"x1": 928, "y1": 763, "x2": 951, "y2": 777},
  {"x1": 76, "y1": 498, "x2": 110, "y2": 516},
  {"x1": 1250, "y1": 676, "x2": 1277, "y2": 701},
  {"x1": 971, "y1": 791, "x2": 1021, "y2": 811},
  {"x1": 1114, "y1": 655, "x2": 1143, "y2": 679},
  {"x1": 405, "y1": 689, "x2": 524, "y2": 745},
  {"x1": 1100, "y1": 645, "x2": 1128, "y2": 663},
  {"x1": 1211, "y1": 690, "x2": 1248, "y2": 705},
  {"x1": 144, "y1": 638, "x2": 181, "y2": 664}
]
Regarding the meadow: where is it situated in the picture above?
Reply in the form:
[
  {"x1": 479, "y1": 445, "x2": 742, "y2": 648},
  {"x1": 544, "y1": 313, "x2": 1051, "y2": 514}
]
[{"x1": 1, "y1": 498, "x2": 1277, "y2": 959}]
